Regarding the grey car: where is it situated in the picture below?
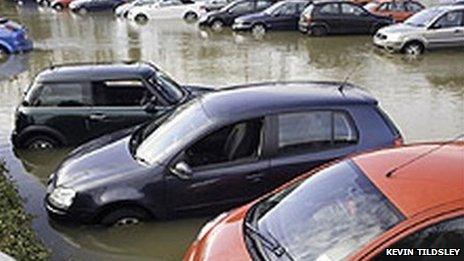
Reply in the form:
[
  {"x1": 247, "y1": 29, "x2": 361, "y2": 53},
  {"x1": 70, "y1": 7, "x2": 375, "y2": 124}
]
[{"x1": 373, "y1": 5, "x2": 464, "y2": 55}]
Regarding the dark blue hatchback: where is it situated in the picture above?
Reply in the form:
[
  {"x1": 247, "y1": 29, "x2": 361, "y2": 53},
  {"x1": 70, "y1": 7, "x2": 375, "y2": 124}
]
[
  {"x1": 45, "y1": 81, "x2": 403, "y2": 226},
  {"x1": 0, "y1": 18, "x2": 33, "y2": 58}
]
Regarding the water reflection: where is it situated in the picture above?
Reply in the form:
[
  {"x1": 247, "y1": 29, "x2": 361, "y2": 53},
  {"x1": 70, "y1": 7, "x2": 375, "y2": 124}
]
[
  {"x1": 0, "y1": 0, "x2": 463, "y2": 260},
  {"x1": 0, "y1": 53, "x2": 30, "y2": 80}
]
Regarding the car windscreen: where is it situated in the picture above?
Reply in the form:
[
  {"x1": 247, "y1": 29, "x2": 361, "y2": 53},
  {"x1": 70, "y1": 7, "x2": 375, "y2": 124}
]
[
  {"x1": 135, "y1": 99, "x2": 211, "y2": 165},
  {"x1": 251, "y1": 160, "x2": 404, "y2": 260},
  {"x1": 404, "y1": 8, "x2": 442, "y2": 27},
  {"x1": 148, "y1": 70, "x2": 185, "y2": 104}
]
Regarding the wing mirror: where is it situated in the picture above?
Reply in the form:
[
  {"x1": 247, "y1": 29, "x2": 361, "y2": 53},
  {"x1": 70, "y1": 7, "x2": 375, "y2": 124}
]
[
  {"x1": 144, "y1": 96, "x2": 159, "y2": 112},
  {"x1": 170, "y1": 161, "x2": 193, "y2": 180}
]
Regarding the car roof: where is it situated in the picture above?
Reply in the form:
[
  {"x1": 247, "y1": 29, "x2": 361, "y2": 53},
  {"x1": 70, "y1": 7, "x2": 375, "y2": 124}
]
[
  {"x1": 35, "y1": 62, "x2": 157, "y2": 82},
  {"x1": 353, "y1": 142, "x2": 464, "y2": 218},
  {"x1": 200, "y1": 81, "x2": 378, "y2": 120}
]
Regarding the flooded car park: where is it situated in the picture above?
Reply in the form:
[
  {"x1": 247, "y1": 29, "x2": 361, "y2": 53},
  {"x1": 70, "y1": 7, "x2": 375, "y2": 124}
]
[{"x1": 0, "y1": 0, "x2": 463, "y2": 260}]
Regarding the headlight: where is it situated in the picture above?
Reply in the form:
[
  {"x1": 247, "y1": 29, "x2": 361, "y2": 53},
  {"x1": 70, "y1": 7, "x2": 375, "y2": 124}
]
[
  {"x1": 48, "y1": 187, "x2": 76, "y2": 210},
  {"x1": 196, "y1": 212, "x2": 229, "y2": 241}
]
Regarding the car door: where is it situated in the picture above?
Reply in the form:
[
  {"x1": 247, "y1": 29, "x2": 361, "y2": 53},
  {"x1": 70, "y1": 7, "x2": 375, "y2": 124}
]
[
  {"x1": 226, "y1": 0, "x2": 255, "y2": 24},
  {"x1": 87, "y1": 78, "x2": 167, "y2": 139},
  {"x1": 266, "y1": 110, "x2": 359, "y2": 191},
  {"x1": 424, "y1": 10, "x2": 464, "y2": 48},
  {"x1": 270, "y1": 2, "x2": 299, "y2": 30},
  {"x1": 165, "y1": 117, "x2": 272, "y2": 214},
  {"x1": 316, "y1": 3, "x2": 342, "y2": 34},
  {"x1": 340, "y1": 3, "x2": 372, "y2": 34},
  {"x1": 31, "y1": 81, "x2": 94, "y2": 144}
]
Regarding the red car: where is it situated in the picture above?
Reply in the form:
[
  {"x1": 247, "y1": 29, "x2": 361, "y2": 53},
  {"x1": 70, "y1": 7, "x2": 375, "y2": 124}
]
[
  {"x1": 51, "y1": 0, "x2": 76, "y2": 10},
  {"x1": 185, "y1": 142, "x2": 464, "y2": 260},
  {"x1": 365, "y1": 0, "x2": 425, "y2": 22}
]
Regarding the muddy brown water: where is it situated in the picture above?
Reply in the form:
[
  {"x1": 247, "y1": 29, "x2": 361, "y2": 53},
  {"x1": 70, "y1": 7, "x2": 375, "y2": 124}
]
[{"x1": 0, "y1": 0, "x2": 463, "y2": 260}]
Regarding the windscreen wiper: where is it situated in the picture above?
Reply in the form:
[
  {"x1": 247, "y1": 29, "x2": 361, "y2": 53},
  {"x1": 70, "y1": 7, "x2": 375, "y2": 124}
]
[{"x1": 245, "y1": 222, "x2": 294, "y2": 261}]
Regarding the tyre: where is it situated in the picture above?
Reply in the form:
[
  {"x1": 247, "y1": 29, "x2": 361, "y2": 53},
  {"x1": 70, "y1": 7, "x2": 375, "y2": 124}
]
[
  {"x1": 100, "y1": 207, "x2": 150, "y2": 227},
  {"x1": 0, "y1": 45, "x2": 10, "y2": 62},
  {"x1": 402, "y1": 41, "x2": 424, "y2": 56},
  {"x1": 77, "y1": 7, "x2": 88, "y2": 15},
  {"x1": 251, "y1": 24, "x2": 266, "y2": 37},
  {"x1": 53, "y1": 3, "x2": 64, "y2": 11},
  {"x1": 135, "y1": 14, "x2": 149, "y2": 24},
  {"x1": 211, "y1": 19, "x2": 224, "y2": 32},
  {"x1": 184, "y1": 12, "x2": 198, "y2": 22},
  {"x1": 310, "y1": 26, "x2": 327, "y2": 37},
  {"x1": 22, "y1": 135, "x2": 59, "y2": 150}
]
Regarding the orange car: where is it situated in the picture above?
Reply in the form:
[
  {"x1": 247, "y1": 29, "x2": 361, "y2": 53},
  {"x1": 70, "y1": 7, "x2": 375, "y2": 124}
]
[
  {"x1": 185, "y1": 142, "x2": 464, "y2": 260},
  {"x1": 365, "y1": 0, "x2": 425, "y2": 22}
]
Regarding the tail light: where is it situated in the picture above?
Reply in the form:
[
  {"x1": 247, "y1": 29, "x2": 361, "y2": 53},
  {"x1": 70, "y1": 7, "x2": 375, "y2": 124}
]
[
  {"x1": 394, "y1": 137, "x2": 404, "y2": 147},
  {"x1": 306, "y1": 16, "x2": 312, "y2": 24}
]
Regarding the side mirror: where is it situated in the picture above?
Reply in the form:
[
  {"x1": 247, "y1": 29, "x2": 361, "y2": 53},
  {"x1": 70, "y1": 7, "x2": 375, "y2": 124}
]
[
  {"x1": 170, "y1": 161, "x2": 193, "y2": 180},
  {"x1": 144, "y1": 96, "x2": 159, "y2": 112}
]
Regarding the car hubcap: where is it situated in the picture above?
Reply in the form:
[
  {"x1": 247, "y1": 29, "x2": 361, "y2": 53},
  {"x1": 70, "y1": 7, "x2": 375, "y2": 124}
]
[
  {"x1": 28, "y1": 140, "x2": 54, "y2": 150},
  {"x1": 55, "y1": 5, "x2": 62, "y2": 10},
  {"x1": 212, "y1": 21, "x2": 223, "y2": 32},
  {"x1": 79, "y1": 8, "x2": 87, "y2": 15},
  {"x1": 252, "y1": 25, "x2": 265, "y2": 36},
  {"x1": 186, "y1": 14, "x2": 196, "y2": 22},
  {"x1": 406, "y1": 45, "x2": 421, "y2": 56},
  {"x1": 115, "y1": 217, "x2": 139, "y2": 227}
]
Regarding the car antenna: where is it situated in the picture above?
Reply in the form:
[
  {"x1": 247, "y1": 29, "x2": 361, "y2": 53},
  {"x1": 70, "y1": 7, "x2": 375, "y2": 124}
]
[
  {"x1": 386, "y1": 133, "x2": 464, "y2": 178},
  {"x1": 338, "y1": 62, "x2": 364, "y2": 95}
]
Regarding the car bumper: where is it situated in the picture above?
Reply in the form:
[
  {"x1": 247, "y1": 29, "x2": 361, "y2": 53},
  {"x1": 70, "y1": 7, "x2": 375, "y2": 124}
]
[
  {"x1": 231, "y1": 23, "x2": 252, "y2": 31},
  {"x1": 298, "y1": 22, "x2": 309, "y2": 33},
  {"x1": 45, "y1": 196, "x2": 96, "y2": 224},
  {"x1": 373, "y1": 37, "x2": 403, "y2": 52}
]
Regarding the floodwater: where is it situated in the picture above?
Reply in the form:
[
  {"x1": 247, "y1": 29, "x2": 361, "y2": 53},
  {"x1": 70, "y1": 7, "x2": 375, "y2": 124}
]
[{"x1": 0, "y1": 0, "x2": 463, "y2": 260}]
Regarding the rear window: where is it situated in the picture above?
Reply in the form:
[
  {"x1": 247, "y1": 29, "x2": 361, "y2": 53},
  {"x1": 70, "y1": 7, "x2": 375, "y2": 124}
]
[
  {"x1": 375, "y1": 107, "x2": 402, "y2": 139},
  {"x1": 318, "y1": 3, "x2": 340, "y2": 14}
]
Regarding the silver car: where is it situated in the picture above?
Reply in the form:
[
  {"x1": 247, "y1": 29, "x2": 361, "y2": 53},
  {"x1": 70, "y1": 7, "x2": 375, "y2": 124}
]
[{"x1": 373, "y1": 5, "x2": 464, "y2": 55}]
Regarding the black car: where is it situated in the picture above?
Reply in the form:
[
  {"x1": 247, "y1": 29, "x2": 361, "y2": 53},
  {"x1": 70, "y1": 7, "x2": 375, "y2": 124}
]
[
  {"x1": 12, "y1": 62, "x2": 212, "y2": 149},
  {"x1": 233, "y1": 0, "x2": 311, "y2": 34},
  {"x1": 198, "y1": 0, "x2": 277, "y2": 31},
  {"x1": 69, "y1": 0, "x2": 127, "y2": 14},
  {"x1": 45, "y1": 81, "x2": 403, "y2": 226},
  {"x1": 299, "y1": 0, "x2": 393, "y2": 36}
]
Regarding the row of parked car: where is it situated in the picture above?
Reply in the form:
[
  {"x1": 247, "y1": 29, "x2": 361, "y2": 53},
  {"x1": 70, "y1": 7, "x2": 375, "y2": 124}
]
[{"x1": 10, "y1": 61, "x2": 464, "y2": 260}]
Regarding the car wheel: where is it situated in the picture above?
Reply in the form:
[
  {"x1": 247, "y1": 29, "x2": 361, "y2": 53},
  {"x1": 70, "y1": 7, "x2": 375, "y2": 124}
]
[
  {"x1": 310, "y1": 26, "x2": 327, "y2": 37},
  {"x1": 38, "y1": 0, "x2": 48, "y2": 6},
  {"x1": 77, "y1": 7, "x2": 88, "y2": 15},
  {"x1": 22, "y1": 135, "x2": 58, "y2": 150},
  {"x1": 135, "y1": 14, "x2": 149, "y2": 24},
  {"x1": 184, "y1": 12, "x2": 198, "y2": 23},
  {"x1": 100, "y1": 207, "x2": 150, "y2": 227},
  {"x1": 251, "y1": 24, "x2": 266, "y2": 37},
  {"x1": 402, "y1": 42, "x2": 424, "y2": 56},
  {"x1": 53, "y1": 3, "x2": 64, "y2": 11},
  {"x1": 0, "y1": 45, "x2": 10, "y2": 62},
  {"x1": 211, "y1": 19, "x2": 224, "y2": 32},
  {"x1": 370, "y1": 23, "x2": 384, "y2": 35}
]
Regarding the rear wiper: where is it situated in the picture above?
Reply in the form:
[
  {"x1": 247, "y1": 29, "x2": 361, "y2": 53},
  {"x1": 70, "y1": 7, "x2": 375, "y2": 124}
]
[{"x1": 245, "y1": 222, "x2": 294, "y2": 260}]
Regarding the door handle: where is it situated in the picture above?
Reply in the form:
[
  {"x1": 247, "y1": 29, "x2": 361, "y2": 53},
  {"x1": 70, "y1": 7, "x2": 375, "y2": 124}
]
[
  {"x1": 454, "y1": 29, "x2": 463, "y2": 34},
  {"x1": 246, "y1": 173, "x2": 265, "y2": 182},
  {"x1": 89, "y1": 113, "x2": 107, "y2": 121}
]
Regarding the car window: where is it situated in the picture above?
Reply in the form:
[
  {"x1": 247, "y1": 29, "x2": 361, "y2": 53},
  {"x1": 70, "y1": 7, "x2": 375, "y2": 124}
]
[
  {"x1": 319, "y1": 3, "x2": 339, "y2": 14},
  {"x1": 160, "y1": 0, "x2": 182, "y2": 6},
  {"x1": 255, "y1": 160, "x2": 404, "y2": 261},
  {"x1": 374, "y1": 217, "x2": 464, "y2": 260},
  {"x1": 35, "y1": 82, "x2": 91, "y2": 107},
  {"x1": 185, "y1": 118, "x2": 263, "y2": 169},
  {"x1": 390, "y1": 2, "x2": 406, "y2": 12},
  {"x1": 229, "y1": 1, "x2": 254, "y2": 13},
  {"x1": 296, "y1": 2, "x2": 308, "y2": 13},
  {"x1": 277, "y1": 111, "x2": 358, "y2": 155},
  {"x1": 91, "y1": 79, "x2": 152, "y2": 107},
  {"x1": 257, "y1": 0, "x2": 271, "y2": 9},
  {"x1": 276, "y1": 3, "x2": 297, "y2": 16},
  {"x1": 405, "y1": 2, "x2": 423, "y2": 12},
  {"x1": 341, "y1": 3, "x2": 367, "y2": 16},
  {"x1": 378, "y1": 3, "x2": 390, "y2": 11},
  {"x1": 433, "y1": 11, "x2": 463, "y2": 28}
]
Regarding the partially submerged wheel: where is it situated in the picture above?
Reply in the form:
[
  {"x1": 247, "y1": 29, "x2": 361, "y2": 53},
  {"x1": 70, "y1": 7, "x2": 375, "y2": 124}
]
[
  {"x1": 310, "y1": 26, "x2": 327, "y2": 37},
  {"x1": 53, "y1": 3, "x2": 64, "y2": 11},
  {"x1": 100, "y1": 207, "x2": 150, "y2": 227},
  {"x1": 184, "y1": 12, "x2": 198, "y2": 23},
  {"x1": 78, "y1": 7, "x2": 88, "y2": 15},
  {"x1": 135, "y1": 14, "x2": 149, "y2": 24},
  {"x1": 211, "y1": 19, "x2": 224, "y2": 32},
  {"x1": 251, "y1": 24, "x2": 266, "y2": 37},
  {"x1": 22, "y1": 135, "x2": 58, "y2": 150},
  {"x1": 402, "y1": 42, "x2": 424, "y2": 56},
  {"x1": 0, "y1": 46, "x2": 10, "y2": 62}
]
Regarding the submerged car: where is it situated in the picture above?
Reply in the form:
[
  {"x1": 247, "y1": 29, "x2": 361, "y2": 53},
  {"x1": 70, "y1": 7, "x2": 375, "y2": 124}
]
[
  {"x1": 232, "y1": 0, "x2": 311, "y2": 34},
  {"x1": 45, "y1": 81, "x2": 402, "y2": 226},
  {"x1": 69, "y1": 0, "x2": 128, "y2": 14},
  {"x1": 299, "y1": 0, "x2": 393, "y2": 36},
  {"x1": 185, "y1": 142, "x2": 464, "y2": 260},
  {"x1": 0, "y1": 18, "x2": 33, "y2": 59},
  {"x1": 199, "y1": 0, "x2": 277, "y2": 31},
  {"x1": 127, "y1": 0, "x2": 206, "y2": 22},
  {"x1": 12, "y1": 62, "x2": 212, "y2": 149},
  {"x1": 115, "y1": 0, "x2": 158, "y2": 17},
  {"x1": 374, "y1": 5, "x2": 464, "y2": 55},
  {"x1": 364, "y1": 0, "x2": 425, "y2": 22}
]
